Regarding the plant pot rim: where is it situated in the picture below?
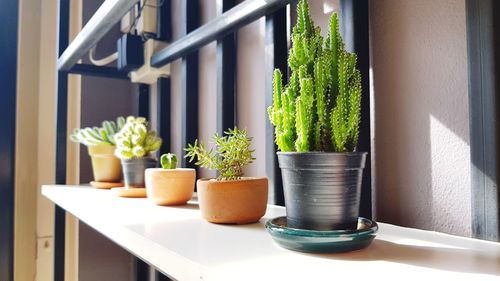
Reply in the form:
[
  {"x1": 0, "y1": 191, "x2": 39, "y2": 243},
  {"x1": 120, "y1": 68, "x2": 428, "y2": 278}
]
[
  {"x1": 197, "y1": 177, "x2": 267, "y2": 183},
  {"x1": 87, "y1": 144, "x2": 115, "y2": 147},
  {"x1": 277, "y1": 151, "x2": 367, "y2": 156},
  {"x1": 146, "y1": 168, "x2": 195, "y2": 172},
  {"x1": 121, "y1": 157, "x2": 157, "y2": 162}
]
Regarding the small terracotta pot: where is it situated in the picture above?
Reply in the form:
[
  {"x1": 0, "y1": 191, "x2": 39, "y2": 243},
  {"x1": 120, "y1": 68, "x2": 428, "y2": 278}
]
[
  {"x1": 88, "y1": 145, "x2": 122, "y2": 182},
  {"x1": 197, "y1": 177, "x2": 268, "y2": 224},
  {"x1": 145, "y1": 168, "x2": 196, "y2": 205}
]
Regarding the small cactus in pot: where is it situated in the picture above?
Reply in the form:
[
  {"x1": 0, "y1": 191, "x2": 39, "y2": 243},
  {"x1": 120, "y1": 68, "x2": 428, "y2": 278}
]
[
  {"x1": 70, "y1": 117, "x2": 125, "y2": 184},
  {"x1": 114, "y1": 116, "x2": 162, "y2": 188},
  {"x1": 145, "y1": 153, "x2": 196, "y2": 206}
]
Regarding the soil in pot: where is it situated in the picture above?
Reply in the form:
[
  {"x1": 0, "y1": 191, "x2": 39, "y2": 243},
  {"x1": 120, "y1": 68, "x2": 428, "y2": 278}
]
[
  {"x1": 278, "y1": 152, "x2": 367, "y2": 231},
  {"x1": 197, "y1": 177, "x2": 268, "y2": 224},
  {"x1": 88, "y1": 145, "x2": 122, "y2": 182},
  {"x1": 145, "y1": 168, "x2": 196, "y2": 205},
  {"x1": 121, "y1": 157, "x2": 157, "y2": 188}
]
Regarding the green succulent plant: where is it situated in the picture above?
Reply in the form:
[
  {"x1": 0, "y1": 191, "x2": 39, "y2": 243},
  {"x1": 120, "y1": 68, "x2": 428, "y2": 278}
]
[
  {"x1": 268, "y1": 0, "x2": 362, "y2": 153},
  {"x1": 114, "y1": 116, "x2": 162, "y2": 159},
  {"x1": 160, "y1": 153, "x2": 177, "y2": 169},
  {"x1": 70, "y1": 116, "x2": 126, "y2": 146},
  {"x1": 184, "y1": 127, "x2": 255, "y2": 181}
]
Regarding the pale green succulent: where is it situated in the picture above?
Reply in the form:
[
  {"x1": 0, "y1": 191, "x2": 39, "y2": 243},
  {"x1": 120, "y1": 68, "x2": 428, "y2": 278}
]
[
  {"x1": 70, "y1": 116, "x2": 126, "y2": 146},
  {"x1": 268, "y1": 0, "x2": 362, "y2": 153},
  {"x1": 114, "y1": 116, "x2": 162, "y2": 159}
]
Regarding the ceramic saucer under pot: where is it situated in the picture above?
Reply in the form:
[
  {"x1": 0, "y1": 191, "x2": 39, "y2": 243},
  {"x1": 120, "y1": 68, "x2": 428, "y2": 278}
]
[{"x1": 266, "y1": 217, "x2": 378, "y2": 253}]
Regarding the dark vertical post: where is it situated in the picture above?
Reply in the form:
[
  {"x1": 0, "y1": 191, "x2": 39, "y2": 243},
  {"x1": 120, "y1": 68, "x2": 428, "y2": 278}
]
[
  {"x1": 180, "y1": 0, "x2": 199, "y2": 169},
  {"x1": 157, "y1": 78, "x2": 171, "y2": 155},
  {"x1": 0, "y1": 0, "x2": 18, "y2": 280},
  {"x1": 54, "y1": 1, "x2": 70, "y2": 280},
  {"x1": 216, "y1": 0, "x2": 237, "y2": 136},
  {"x1": 340, "y1": 0, "x2": 371, "y2": 219},
  {"x1": 137, "y1": 84, "x2": 150, "y2": 118},
  {"x1": 155, "y1": 2, "x2": 172, "y2": 278},
  {"x1": 156, "y1": 0, "x2": 171, "y2": 42},
  {"x1": 134, "y1": 259, "x2": 150, "y2": 281},
  {"x1": 155, "y1": 271, "x2": 172, "y2": 281},
  {"x1": 155, "y1": 5, "x2": 172, "y2": 279},
  {"x1": 466, "y1": 0, "x2": 500, "y2": 242},
  {"x1": 134, "y1": 83, "x2": 151, "y2": 281},
  {"x1": 265, "y1": 6, "x2": 288, "y2": 206}
]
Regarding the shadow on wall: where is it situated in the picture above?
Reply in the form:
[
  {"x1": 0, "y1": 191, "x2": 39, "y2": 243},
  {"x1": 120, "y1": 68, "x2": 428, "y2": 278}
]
[{"x1": 370, "y1": 0, "x2": 471, "y2": 236}]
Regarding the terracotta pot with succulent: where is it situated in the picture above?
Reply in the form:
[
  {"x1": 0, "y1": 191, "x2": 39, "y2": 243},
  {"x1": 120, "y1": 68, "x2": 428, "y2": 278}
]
[
  {"x1": 185, "y1": 127, "x2": 268, "y2": 224},
  {"x1": 70, "y1": 117, "x2": 125, "y2": 187},
  {"x1": 114, "y1": 116, "x2": 162, "y2": 188},
  {"x1": 145, "y1": 153, "x2": 196, "y2": 205},
  {"x1": 268, "y1": 0, "x2": 367, "y2": 231}
]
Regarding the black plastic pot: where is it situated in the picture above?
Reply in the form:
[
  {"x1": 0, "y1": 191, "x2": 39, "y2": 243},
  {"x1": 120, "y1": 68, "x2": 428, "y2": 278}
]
[
  {"x1": 277, "y1": 152, "x2": 367, "y2": 231},
  {"x1": 121, "y1": 157, "x2": 157, "y2": 188}
]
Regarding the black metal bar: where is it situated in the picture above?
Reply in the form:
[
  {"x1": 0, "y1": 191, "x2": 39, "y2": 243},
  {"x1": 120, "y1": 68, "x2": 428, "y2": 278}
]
[
  {"x1": 157, "y1": 78, "x2": 171, "y2": 155},
  {"x1": 57, "y1": 0, "x2": 139, "y2": 71},
  {"x1": 55, "y1": 1, "x2": 70, "y2": 280},
  {"x1": 134, "y1": 83, "x2": 151, "y2": 281},
  {"x1": 466, "y1": 0, "x2": 500, "y2": 242},
  {"x1": 137, "y1": 84, "x2": 150, "y2": 119},
  {"x1": 265, "y1": 7, "x2": 288, "y2": 206},
  {"x1": 134, "y1": 259, "x2": 150, "y2": 281},
  {"x1": 155, "y1": 270, "x2": 172, "y2": 281},
  {"x1": 151, "y1": 0, "x2": 293, "y2": 68},
  {"x1": 67, "y1": 64, "x2": 129, "y2": 80},
  {"x1": 180, "y1": 0, "x2": 199, "y2": 169},
  {"x1": 0, "y1": 0, "x2": 18, "y2": 279},
  {"x1": 340, "y1": 0, "x2": 371, "y2": 219},
  {"x1": 216, "y1": 0, "x2": 237, "y2": 136},
  {"x1": 157, "y1": 0, "x2": 172, "y2": 42}
]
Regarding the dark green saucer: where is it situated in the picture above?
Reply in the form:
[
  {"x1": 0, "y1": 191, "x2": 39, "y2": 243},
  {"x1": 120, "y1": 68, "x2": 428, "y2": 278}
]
[{"x1": 266, "y1": 217, "x2": 378, "y2": 253}]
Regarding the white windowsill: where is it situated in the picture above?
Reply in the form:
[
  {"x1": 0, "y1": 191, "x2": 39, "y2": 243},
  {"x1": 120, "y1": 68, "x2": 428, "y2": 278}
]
[{"x1": 42, "y1": 185, "x2": 500, "y2": 281}]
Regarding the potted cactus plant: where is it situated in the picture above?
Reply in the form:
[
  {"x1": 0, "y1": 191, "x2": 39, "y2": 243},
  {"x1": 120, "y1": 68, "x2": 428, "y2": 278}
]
[
  {"x1": 185, "y1": 127, "x2": 268, "y2": 224},
  {"x1": 114, "y1": 116, "x2": 162, "y2": 188},
  {"x1": 268, "y1": 0, "x2": 366, "y2": 231},
  {"x1": 145, "y1": 153, "x2": 196, "y2": 205},
  {"x1": 70, "y1": 117, "x2": 125, "y2": 185}
]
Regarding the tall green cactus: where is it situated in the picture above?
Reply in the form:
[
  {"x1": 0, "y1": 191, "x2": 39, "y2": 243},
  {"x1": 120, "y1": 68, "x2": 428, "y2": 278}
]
[
  {"x1": 70, "y1": 116, "x2": 126, "y2": 146},
  {"x1": 267, "y1": 0, "x2": 362, "y2": 153},
  {"x1": 114, "y1": 116, "x2": 162, "y2": 159}
]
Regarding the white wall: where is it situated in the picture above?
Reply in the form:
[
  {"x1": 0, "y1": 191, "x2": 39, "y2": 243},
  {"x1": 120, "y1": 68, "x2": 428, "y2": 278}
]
[{"x1": 370, "y1": 0, "x2": 471, "y2": 236}]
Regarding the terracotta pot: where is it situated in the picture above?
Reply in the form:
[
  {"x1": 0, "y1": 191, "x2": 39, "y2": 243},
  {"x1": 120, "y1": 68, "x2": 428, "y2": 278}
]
[
  {"x1": 145, "y1": 168, "x2": 196, "y2": 205},
  {"x1": 87, "y1": 145, "x2": 122, "y2": 182},
  {"x1": 197, "y1": 177, "x2": 268, "y2": 224}
]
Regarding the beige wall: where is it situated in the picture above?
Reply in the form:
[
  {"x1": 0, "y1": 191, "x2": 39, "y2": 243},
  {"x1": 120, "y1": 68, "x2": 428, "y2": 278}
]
[
  {"x1": 15, "y1": 0, "x2": 42, "y2": 280},
  {"x1": 370, "y1": 0, "x2": 471, "y2": 236}
]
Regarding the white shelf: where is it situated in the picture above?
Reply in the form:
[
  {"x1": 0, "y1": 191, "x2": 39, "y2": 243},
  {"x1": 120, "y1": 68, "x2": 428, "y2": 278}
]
[{"x1": 42, "y1": 185, "x2": 500, "y2": 281}]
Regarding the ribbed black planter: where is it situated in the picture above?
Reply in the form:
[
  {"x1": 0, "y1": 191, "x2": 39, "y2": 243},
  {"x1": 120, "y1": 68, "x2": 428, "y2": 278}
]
[
  {"x1": 121, "y1": 157, "x2": 157, "y2": 188},
  {"x1": 277, "y1": 152, "x2": 367, "y2": 231}
]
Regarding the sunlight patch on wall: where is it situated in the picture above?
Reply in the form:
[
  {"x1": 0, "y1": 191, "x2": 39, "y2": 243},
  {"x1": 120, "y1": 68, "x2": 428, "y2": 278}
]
[
  {"x1": 430, "y1": 115, "x2": 471, "y2": 237},
  {"x1": 323, "y1": 0, "x2": 338, "y2": 14}
]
